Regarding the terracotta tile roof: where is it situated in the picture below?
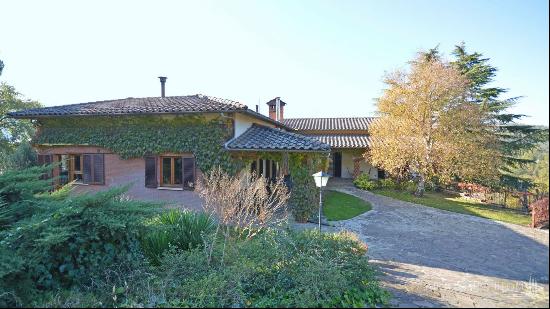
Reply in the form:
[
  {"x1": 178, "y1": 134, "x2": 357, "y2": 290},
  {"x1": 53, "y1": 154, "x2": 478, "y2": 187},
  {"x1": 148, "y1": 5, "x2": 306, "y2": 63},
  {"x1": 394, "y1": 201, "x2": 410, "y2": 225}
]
[
  {"x1": 311, "y1": 134, "x2": 371, "y2": 149},
  {"x1": 225, "y1": 124, "x2": 330, "y2": 152},
  {"x1": 7, "y1": 94, "x2": 248, "y2": 118},
  {"x1": 282, "y1": 117, "x2": 375, "y2": 131}
]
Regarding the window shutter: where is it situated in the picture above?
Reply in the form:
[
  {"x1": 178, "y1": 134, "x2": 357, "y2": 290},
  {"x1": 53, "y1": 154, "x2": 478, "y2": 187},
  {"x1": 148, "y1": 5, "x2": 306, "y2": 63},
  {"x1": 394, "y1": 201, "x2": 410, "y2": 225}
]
[
  {"x1": 37, "y1": 154, "x2": 45, "y2": 166},
  {"x1": 37, "y1": 154, "x2": 53, "y2": 180},
  {"x1": 183, "y1": 157, "x2": 195, "y2": 189},
  {"x1": 83, "y1": 154, "x2": 93, "y2": 184},
  {"x1": 93, "y1": 154, "x2": 105, "y2": 184},
  {"x1": 145, "y1": 156, "x2": 158, "y2": 188}
]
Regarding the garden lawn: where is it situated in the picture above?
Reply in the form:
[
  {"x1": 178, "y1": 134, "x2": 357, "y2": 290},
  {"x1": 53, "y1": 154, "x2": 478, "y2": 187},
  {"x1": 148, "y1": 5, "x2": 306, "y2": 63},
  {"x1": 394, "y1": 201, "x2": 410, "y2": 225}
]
[
  {"x1": 323, "y1": 190, "x2": 372, "y2": 221},
  {"x1": 373, "y1": 189, "x2": 531, "y2": 226}
]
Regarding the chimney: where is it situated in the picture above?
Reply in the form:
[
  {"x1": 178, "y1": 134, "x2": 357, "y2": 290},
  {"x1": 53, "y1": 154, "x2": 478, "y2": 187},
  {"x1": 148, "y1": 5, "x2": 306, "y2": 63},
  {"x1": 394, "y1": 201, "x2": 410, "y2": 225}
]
[
  {"x1": 255, "y1": 105, "x2": 259, "y2": 112},
  {"x1": 158, "y1": 76, "x2": 167, "y2": 98},
  {"x1": 266, "y1": 97, "x2": 286, "y2": 121}
]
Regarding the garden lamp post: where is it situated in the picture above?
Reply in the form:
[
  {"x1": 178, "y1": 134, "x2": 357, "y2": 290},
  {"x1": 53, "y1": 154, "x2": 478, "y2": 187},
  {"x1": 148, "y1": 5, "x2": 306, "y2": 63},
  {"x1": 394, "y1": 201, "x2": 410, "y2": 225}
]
[{"x1": 312, "y1": 171, "x2": 330, "y2": 232}]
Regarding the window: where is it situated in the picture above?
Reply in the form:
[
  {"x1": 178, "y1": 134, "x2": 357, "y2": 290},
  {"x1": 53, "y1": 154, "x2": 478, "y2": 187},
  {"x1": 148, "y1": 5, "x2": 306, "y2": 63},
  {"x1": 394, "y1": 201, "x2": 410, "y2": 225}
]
[
  {"x1": 37, "y1": 154, "x2": 53, "y2": 180},
  {"x1": 250, "y1": 158, "x2": 278, "y2": 181},
  {"x1": 82, "y1": 154, "x2": 105, "y2": 185},
  {"x1": 154, "y1": 156, "x2": 195, "y2": 189},
  {"x1": 377, "y1": 169, "x2": 386, "y2": 180},
  {"x1": 57, "y1": 154, "x2": 69, "y2": 185},
  {"x1": 69, "y1": 154, "x2": 84, "y2": 182},
  {"x1": 160, "y1": 156, "x2": 183, "y2": 187}
]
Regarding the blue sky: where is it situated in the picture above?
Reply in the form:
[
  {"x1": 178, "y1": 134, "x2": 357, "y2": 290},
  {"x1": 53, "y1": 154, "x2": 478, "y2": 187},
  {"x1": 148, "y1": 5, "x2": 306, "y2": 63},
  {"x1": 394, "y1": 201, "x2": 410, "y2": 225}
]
[{"x1": 1, "y1": 0, "x2": 548, "y2": 125}]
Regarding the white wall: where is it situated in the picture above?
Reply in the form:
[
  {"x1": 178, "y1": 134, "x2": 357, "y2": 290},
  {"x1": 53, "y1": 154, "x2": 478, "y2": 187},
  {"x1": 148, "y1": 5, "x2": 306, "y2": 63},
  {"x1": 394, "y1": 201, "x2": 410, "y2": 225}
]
[
  {"x1": 340, "y1": 150, "x2": 378, "y2": 179},
  {"x1": 234, "y1": 113, "x2": 276, "y2": 137}
]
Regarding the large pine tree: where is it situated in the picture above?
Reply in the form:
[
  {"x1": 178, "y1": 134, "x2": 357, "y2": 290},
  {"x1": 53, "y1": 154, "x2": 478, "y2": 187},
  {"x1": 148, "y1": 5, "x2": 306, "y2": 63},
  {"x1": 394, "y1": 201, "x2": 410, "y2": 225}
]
[{"x1": 422, "y1": 44, "x2": 548, "y2": 191}]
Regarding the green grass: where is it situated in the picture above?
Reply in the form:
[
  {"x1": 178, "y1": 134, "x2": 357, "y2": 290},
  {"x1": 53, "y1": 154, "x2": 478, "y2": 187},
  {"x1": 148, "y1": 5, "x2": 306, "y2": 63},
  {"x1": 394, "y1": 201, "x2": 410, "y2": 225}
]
[
  {"x1": 372, "y1": 189, "x2": 532, "y2": 226},
  {"x1": 323, "y1": 190, "x2": 372, "y2": 221}
]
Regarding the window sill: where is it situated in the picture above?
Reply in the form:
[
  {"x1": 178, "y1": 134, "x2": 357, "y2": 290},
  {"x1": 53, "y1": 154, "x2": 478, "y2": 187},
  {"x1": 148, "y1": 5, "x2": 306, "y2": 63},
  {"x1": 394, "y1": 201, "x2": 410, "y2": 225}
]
[
  {"x1": 73, "y1": 182, "x2": 104, "y2": 186},
  {"x1": 157, "y1": 187, "x2": 183, "y2": 191}
]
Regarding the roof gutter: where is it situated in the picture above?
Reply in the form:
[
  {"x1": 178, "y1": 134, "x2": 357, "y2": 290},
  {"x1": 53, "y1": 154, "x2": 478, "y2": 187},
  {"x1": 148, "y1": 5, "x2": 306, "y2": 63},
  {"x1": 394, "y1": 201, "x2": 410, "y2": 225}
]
[{"x1": 224, "y1": 147, "x2": 330, "y2": 153}]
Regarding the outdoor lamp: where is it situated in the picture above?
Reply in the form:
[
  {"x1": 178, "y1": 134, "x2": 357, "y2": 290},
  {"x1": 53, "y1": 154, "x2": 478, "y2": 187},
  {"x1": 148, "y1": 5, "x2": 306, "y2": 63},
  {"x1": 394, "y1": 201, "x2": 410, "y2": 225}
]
[{"x1": 312, "y1": 171, "x2": 330, "y2": 232}]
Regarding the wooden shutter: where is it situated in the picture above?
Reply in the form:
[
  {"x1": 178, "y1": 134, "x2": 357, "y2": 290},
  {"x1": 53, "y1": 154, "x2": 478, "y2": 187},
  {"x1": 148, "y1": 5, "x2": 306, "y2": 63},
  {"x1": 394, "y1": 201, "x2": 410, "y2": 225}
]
[
  {"x1": 37, "y1": 154, "x2": 53, "y2": 180},
  {"x1": 83, "y1": 154, "x2": 93, "y2": 184},
  {"x1": 183, "y1": 157, "x2": 195, "y2": 190},
  {"x1": 92, "y1": 154, "x2": 105, "y2": 184},
  {"x1": 37, "y1": 154, "x2": 45, "y2": 166},
  {"x1": 145, "y1": 156, "x2": 158, "y2": 188}
]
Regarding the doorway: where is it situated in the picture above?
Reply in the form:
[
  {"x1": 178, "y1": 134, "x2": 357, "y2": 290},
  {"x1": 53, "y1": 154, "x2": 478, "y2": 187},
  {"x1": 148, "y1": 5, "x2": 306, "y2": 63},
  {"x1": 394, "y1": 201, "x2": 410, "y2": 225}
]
[{"x1": 333, "y1": 152, "x2": 342, "y2": 178}]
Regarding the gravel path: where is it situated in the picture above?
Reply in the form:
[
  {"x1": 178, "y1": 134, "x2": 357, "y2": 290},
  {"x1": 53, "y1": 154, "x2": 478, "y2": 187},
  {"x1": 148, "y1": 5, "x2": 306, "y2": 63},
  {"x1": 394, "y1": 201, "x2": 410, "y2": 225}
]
[{"x1": 323, "y1": 182, "x2": 549, "y2": 308}]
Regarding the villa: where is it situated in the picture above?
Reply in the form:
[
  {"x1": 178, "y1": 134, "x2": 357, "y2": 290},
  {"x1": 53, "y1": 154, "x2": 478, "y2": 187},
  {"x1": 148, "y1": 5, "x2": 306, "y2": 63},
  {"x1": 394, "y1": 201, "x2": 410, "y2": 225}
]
[{"x1": 8, "y1": 77, "x2": 382, "y2": 206}]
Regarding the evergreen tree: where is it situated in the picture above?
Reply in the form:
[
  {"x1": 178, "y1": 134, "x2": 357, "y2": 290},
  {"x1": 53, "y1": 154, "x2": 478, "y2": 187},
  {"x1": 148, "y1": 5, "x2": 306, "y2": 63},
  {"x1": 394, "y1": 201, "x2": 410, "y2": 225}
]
[{"x1": 422, "y1": 43, "x2": 548, "y2": 191}]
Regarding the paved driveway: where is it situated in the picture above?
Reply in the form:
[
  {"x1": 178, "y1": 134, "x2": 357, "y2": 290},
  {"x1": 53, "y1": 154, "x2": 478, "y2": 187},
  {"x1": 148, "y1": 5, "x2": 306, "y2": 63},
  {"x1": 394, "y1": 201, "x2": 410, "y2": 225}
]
[{"x1": 327, "y1": 182, "x2": 549, "y2": 308}]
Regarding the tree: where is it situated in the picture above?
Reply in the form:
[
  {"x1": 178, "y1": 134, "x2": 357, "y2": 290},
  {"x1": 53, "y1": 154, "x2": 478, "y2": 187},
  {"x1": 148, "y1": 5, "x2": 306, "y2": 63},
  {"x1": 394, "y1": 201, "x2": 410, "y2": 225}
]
[
  {"x1": 509, "y1": 141, "x2": 549, "y2": 194},
  {"x1": 369, "y1": 54, "x2": 500, "y2": 196},
  {"x1": 0, "y1": 60, "x2": 42, "y2": 172},
  {"x1": 9, "y1": 141, "x2": 37, "y2": 170},
  {"x1": 422, "y1": 44, "x2": 548, "y2": 191}
]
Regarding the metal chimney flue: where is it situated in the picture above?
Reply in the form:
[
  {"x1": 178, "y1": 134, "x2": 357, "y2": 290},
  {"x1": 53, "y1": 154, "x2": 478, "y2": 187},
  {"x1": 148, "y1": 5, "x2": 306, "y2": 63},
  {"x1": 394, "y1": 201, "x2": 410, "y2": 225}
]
[{"x1": 158, "y1": 76, "x2": 167, "y2": 97}]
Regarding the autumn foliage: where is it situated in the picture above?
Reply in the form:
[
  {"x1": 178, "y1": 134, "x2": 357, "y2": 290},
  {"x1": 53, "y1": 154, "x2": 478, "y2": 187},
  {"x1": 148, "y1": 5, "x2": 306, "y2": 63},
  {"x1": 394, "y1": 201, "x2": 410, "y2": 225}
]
[{"x1": 368, "y1": 55, "x2": 500, "y2": 196}]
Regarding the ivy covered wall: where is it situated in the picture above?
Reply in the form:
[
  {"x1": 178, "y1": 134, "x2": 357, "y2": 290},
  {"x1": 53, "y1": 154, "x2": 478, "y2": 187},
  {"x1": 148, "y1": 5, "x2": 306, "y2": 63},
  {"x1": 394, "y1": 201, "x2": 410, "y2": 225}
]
[{"x1": 34, "y1": 115, "x2": 240, "y2": 173}]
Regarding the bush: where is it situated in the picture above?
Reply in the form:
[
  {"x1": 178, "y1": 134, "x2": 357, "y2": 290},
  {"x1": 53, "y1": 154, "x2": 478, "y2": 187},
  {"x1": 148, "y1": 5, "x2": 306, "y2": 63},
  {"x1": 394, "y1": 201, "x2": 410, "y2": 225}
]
[
  {"x1": 0, "y1": 167, "x2": 160, "y2": 306},
  {"x1": 379, "y1": 178, "x2": 397, "y2": 189},
  {"x1": 138, "y1": 229, "x2": 388, "y2": 308},
  {"x1": 401, "y1": 180, "x2": 418, "y2": 193},
  {"x1": 353, "y1": 173, "x2": 380, "y2": 191},
  {"x1": 9, "y1": 141, "x2": 37, "y2": 170},
  {"x1": 141, "y1": 209, "x2": 215, "y2": 265},
  {"x1": 289, "y1": 166, "x2": 319, "y2": 223},
  {"x1": 30, "y1": 229, "x2": 390, "y2": 308}
]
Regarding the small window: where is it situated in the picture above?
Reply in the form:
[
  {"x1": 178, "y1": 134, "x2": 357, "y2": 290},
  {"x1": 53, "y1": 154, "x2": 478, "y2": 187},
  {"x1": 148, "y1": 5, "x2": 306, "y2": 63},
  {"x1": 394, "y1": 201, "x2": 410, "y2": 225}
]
[
  {"x1": 160, "y1": 156, "x2": 183, "y2": 187},
  {"x1": 69, "y1": 154, "x2": 84, "y2": 182},
  {"x1": 82, "y1": 154, "x2": 105, "y2": 185},
  {"x1": 58, "y1": 155, "x2": 70, "y2": 185}
]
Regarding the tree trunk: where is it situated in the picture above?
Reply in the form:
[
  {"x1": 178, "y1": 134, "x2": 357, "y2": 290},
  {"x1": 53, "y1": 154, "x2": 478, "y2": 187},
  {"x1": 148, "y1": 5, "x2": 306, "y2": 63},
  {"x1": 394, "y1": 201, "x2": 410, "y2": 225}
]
[{"x1": 415, "y1": 175, "x2": 425, "y2": 197}]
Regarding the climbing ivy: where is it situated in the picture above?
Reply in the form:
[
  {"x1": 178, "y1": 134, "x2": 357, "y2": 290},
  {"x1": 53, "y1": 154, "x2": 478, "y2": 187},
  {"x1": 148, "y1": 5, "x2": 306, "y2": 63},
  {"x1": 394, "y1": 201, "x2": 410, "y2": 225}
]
[
  {"x1": 34, "y1": 115, "x2": 240, "y2": 173},
  {"x1": 288, "y1": 152, "x2": 328, "y2": 222}
]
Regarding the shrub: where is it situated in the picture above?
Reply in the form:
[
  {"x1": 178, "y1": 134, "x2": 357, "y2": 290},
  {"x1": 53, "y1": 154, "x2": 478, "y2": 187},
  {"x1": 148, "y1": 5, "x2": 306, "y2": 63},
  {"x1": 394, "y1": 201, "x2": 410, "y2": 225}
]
[
  {"x1": 289, "y1": 166, "x2": 319, "y2": 222},
  {"x1": 530, "y1": 197, "x2": 549, "y2": 228},
  {"x1": 379, "y1": 178, "x2": 397, "y2": 189},
  {"x1": 0, "y1": 167, "x2": 160, "y2": 306},
  {"x1": 354, "y1": 173, "x2": 380, "y2": 191},
  {"x1": 141, "y1": 209, "x2": 215, "y2": 265},
  {"x1": 153, "y1": 229, "x2": 389, "y2": 308},
  {"x1": 33, "y1": 229, "x2": 390, "y2": 308},
  {"x1": 402, "y1": 180, "x2": 418, "y2": 193},
  {"x1": 197, "y1": 167, "x2": 289, "y2": 235},
  {"x1": 9, "y1": 141, "x2": 37, "y2": 170}
]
